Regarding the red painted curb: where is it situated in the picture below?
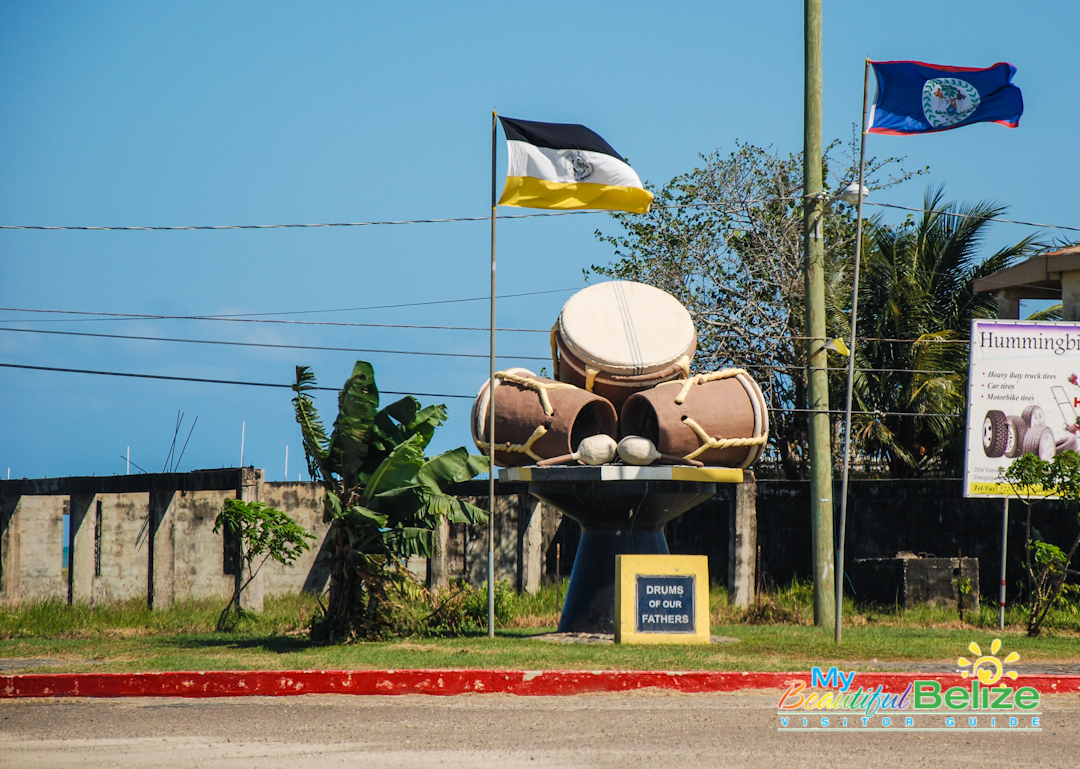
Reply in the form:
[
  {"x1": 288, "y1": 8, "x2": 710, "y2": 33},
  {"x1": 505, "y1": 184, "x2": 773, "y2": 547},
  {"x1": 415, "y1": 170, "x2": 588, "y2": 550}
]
[{"x1": 2, "y1": 670, "x2": 1079, "y2": 699}]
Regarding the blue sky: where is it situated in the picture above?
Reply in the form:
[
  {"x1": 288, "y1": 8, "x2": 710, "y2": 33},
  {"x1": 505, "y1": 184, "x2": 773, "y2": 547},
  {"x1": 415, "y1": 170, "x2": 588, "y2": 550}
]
[{"x1": 2, "y1": 1, "x2": 1077, "y2": 481}]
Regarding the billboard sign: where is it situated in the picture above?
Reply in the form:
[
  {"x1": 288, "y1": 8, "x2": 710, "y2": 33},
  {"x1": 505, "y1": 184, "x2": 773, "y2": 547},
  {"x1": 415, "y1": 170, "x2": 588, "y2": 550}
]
[{"x1": 964, "y1": 319, "x2": 1080, "y2": 498}]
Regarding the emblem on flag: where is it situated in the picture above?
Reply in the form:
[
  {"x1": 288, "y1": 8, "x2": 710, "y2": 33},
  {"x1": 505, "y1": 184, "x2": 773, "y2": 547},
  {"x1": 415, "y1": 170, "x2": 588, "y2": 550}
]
[
  {"x1": 868, "y1": 61, "x2": 1023, "y2": 135},
  {"x1": 497, "y1": 117, "x2": 653, "y2": 213},
  {"x1": 922, "y1": 78, "x2": 981, "y2": 128}
]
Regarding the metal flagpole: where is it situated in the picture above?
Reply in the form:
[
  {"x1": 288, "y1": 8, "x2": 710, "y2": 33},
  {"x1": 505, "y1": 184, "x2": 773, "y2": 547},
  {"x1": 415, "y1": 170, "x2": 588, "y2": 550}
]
[
  {"x1": 835, "y1": 59, "x2": 872, "y2": 644},
  {"x1": 488, "y1": 110, "x2": 498, "y2": 639},
  {"x1": 999, "y1": 498, "x2": 1009, "y2": 631}
]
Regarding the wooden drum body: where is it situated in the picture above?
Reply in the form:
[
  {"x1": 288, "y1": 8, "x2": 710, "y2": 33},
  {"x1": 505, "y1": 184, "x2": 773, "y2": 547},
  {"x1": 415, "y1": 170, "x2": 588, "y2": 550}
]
[
  {"x1": 553, "y1": 281, "x2": 696, "y2": 410},
  {"x1": 471, "y1": 368, "x2": 618, "y2": 467},
  {"x1": 619, "y1": 369, "x2": 769, "y2": 468}
]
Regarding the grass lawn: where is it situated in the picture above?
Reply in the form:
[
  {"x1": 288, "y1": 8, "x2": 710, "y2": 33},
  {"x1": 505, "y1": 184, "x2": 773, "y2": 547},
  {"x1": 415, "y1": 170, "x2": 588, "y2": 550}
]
[{"x1": 2, "y1": 586, "x2": 1077, "y2": 675}]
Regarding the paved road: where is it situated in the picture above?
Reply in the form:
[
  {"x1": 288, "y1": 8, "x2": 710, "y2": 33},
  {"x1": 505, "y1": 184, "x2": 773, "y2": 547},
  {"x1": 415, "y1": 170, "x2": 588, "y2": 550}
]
[{"x1": 2, "y1": 692, "x2": 1077, "y2": 768}]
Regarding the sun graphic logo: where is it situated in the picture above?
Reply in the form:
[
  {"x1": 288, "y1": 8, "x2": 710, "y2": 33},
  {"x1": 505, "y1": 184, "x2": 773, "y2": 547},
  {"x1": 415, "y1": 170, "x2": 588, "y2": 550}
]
[{"x1": 957, "y1": 639, "x2": 1020, "y2": 685}]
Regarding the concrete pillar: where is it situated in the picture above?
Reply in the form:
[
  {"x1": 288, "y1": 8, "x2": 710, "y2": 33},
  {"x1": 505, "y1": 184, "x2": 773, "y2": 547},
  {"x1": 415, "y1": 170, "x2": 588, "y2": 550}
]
[
  {"x1": 996, "y1": 288, "x2": 1021, "y2": 320},
  {"x1": 728, "y1": 475, "x2": 757, "y2": 610},
  {"x1": 429, "y1": 519, "x2": 450, "y2": 591},
  {"x1": 0, "y1": 494, "x2": 20, "y2": 605},
  {"x1": 1062, "y1": 271, "x2": 1080, "y2": 321},
  {"x1": 68, "y1": 494, "x2": 96, "y2": 604},
  {"x1": 519, "y1": 497, "x2": 543, "y2": 595},
  {"x1": 149, "y1": 491, "x2": 176, "y2": 609},
  {"x1": 237, "y1": 468, "x2": 264, "y2": 612}
]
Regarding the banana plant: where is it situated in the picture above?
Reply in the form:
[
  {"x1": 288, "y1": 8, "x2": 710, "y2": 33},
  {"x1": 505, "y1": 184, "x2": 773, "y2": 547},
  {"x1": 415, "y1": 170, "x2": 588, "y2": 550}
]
[{"x1": 292, "y1": 361, "x2": 488, "y2": 640}]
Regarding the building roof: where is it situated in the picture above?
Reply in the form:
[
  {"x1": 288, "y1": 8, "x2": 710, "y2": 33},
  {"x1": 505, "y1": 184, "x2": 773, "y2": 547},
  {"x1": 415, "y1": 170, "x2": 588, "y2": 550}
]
[{"x1": 971, "y1": 244, "x2": 1080, "y2": 299}]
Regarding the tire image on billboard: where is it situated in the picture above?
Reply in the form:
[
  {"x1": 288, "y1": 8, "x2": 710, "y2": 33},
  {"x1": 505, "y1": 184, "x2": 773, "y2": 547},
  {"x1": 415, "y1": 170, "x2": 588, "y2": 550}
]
[{"x1": 983, "y1": 410, "x2": 1008, "y2": 458}]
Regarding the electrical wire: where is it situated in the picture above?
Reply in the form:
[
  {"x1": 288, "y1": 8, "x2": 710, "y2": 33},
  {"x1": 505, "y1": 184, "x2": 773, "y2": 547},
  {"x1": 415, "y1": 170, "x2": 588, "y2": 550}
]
[
  {"x1": 0, "y1": 326, "x2": 550, "y2": 361},
  {"x1": 1, "y1": 199, "x2": 1074, "y2": 232},
  {"x1": 0, "y1": 326, "x2": 964, "y2": 373},
  {"x1": 0, "y1": 306, "x2": 1005, "y2": 343},
  {"x1": 0, "y1": 362, "x2": 475, "y2": 400},
  {"x1": 0, "y1": 306, "x2": 550, "y2": 332},
  {"x1": 862, "y1": 201, "x2": 1080, "y2": 234},
  {"x1": 0, "y1": 362, "x2": 965, "y2": 417},
  {"x1": 123, "y1": 287, "x2": 579, "y2": 319}
]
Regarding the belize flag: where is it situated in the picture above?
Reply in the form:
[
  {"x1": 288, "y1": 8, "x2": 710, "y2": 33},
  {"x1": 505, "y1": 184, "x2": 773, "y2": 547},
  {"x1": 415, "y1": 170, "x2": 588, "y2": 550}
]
[
  {"x1": 498, "y1": 117, "x2": 653, "y2": 213},
  {"x1": 868, "y1": 61, "x2": 1023, "y2": 135}
]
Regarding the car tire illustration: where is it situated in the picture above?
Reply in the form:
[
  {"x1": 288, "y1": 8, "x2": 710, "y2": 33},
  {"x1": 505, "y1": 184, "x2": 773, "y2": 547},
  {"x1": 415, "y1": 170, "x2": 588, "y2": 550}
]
[
  {"x1": 1022, "y1": 404, "x2": 1046, "y2": 429},
  {"x1": 982, "y1": 410, "x2": 1009, "y2": 458},
  {"x1": 1004, "y1": 415, "x2": 1028, "y2": 458},
  {"x1": 1056, "y1": 434, "x2": 1078, "y2": 455},
  {"x1": 1022, "y1": 425, "x2": 1056, "y2": 461}
]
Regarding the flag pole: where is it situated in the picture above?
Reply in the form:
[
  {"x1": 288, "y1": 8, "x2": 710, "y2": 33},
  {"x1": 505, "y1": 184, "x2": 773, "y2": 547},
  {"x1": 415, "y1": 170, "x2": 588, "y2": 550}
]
[
  {"x1": 488, "y1": 110, "x2": 498, "y2": 639},
  {"x1": 835, "y1": 59, "x2": 872, "y2": 644}
]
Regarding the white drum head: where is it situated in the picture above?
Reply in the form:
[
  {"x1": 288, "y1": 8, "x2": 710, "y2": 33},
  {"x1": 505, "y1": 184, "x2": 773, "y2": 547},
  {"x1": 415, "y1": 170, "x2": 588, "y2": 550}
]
[{"x1": 557, "y1": 281, "x2": 696, "y2": 376}]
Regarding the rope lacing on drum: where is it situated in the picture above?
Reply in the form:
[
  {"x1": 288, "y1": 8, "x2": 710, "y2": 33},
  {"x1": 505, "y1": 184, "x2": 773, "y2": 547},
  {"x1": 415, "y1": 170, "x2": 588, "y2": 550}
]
[
  {"x1": 494, "y1": 370, "x2": 577, "y2": 416},
  {"x1": 660, "y1": 367, "x2": 751, "y2": 405},
  {"x1": 680, "y1": 417, "x2": 769, "y2": 461},
  {"x1": 475, "y1": 425, "x2": 548, "y2": 461}
]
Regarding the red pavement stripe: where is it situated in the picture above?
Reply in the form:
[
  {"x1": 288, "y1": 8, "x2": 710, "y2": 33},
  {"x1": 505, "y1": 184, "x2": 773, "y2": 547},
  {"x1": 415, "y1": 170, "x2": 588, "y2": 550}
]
[{"x1": 2, "y1": 670, "x2": 1078, "y2": 698}]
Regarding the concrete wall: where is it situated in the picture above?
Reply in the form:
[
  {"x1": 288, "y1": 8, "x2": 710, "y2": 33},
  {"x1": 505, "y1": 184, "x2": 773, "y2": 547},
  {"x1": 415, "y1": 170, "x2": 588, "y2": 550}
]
[
  {"x1": 93, "y1": 493, "x2": 150, "y2": 604},
  {"x1": 0, "y1": 470, "x2": 331, "y2": 609},
  {"x1": 260, "y1": 482, "x2": 332, "y2": 596},
  {"x1": 0, "y1": 494, "x2": 66, "y2": 603}
]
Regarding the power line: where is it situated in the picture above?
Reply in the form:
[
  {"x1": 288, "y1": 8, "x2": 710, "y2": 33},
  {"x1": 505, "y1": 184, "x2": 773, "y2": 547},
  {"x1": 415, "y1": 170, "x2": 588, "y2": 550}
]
[
  {"x1": 0, "y1": 326, "x2": 550, "y2": 361},
  {"x1": 0, "y1": 210, "x2": 603, "y2": 231},
  {"x1": 863, "y1": 201, "x2": 1080, "y2": 234},
  {"x1": 0, "y1": 362, "x2": 475, "y2": 400},
  {"x1": 0, "y1": 306, "x2": 550, "y2": 333},
  {"x1": 1, "y1": 199, "x2": 1075, "y2": 233},
  {"x1": 0, "y1": 362, "x2": 967, "y2": 418},
  {"x1": 0, "y1": 327, "x2": 967, "y2": 376},
  {"x1": 0, "y1": 306, "x2": 992, "y2": 341},
  {"x1": 128, "y1": 287, "x2": 580, "y2": 319}
]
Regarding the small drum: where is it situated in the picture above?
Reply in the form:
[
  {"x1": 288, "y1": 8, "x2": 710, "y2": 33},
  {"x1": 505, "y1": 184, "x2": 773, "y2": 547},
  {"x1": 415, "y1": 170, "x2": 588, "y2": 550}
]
[
  {"x1": 552, "y1": 281, "x2": 696, "y2": 410},
  {"x1": 471, "y1": 368, "x2": 618, "y2": 467},
  {"x1": 619, "y1": 369, "x2": 769, "y2": 468}
]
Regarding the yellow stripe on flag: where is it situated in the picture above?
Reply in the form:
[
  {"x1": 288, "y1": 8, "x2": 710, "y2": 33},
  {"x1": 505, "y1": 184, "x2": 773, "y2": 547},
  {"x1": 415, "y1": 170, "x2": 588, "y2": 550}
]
[{"x1": 499, "y1": 176, "x2": 653, "y2": 213}]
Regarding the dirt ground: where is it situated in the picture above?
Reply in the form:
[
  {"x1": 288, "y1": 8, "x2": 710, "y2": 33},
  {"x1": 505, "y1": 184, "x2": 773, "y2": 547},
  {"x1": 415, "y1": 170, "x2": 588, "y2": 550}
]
[{"x1": 1, "y1": 691, "x2": 1077, "y2": 768}]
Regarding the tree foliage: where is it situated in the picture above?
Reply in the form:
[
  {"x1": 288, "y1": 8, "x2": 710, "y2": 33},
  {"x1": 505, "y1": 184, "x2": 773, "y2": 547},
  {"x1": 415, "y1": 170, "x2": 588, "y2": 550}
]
[
  {"x1": 213, "y1": 499, "x2": 314, "y2": 631},
  {"x1": 998, "y1": 451, "x2": 1080, "y2": 636},
  {"x1": 592, "y1": 137, "x2": 919, "y2": 478},
  {"x1": 851, "y1": 187, "x2": 1047, "y2": 477},
  {"x1": 292, "y1": 360, "x2": 488, "y2": 641}
]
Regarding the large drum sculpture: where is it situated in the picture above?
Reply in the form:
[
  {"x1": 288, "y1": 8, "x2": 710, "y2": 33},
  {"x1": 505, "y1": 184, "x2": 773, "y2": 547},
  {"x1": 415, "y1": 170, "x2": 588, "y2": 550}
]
[
  {"x1": 473, "y1": 280, "x2": 767, "y2": 633},
  {"x1": 551, "y1": 281, "x2": 696, "y2": 410}
]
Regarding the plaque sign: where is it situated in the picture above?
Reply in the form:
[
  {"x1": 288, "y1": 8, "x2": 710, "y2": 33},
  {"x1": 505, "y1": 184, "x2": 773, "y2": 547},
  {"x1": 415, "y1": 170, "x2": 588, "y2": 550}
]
[
  {"x1": 615, "y1": 554, "x2": 710, "y2": 644},
  {"x1": 636, "y1": 575, "x2": 695, "y2": 633}
]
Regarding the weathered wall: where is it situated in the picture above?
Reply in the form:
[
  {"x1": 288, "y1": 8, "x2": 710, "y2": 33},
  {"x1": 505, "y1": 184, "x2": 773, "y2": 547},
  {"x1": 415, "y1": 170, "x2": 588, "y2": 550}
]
[
  {"x1": 0, "y1": 494, "x2": 66, "y2": 603},
  {"x1": 92, "y1": 493, "x2": 150, "y2": 604},
  {"x1": 0, "y1": 470, "x2": 331, "y2": 608},
  {"x1": 171, "y1": 489, "x2": 235, "y2": 602},
  {"x1": 260, "y1": 482, "x2": 332, "y2": 596}
]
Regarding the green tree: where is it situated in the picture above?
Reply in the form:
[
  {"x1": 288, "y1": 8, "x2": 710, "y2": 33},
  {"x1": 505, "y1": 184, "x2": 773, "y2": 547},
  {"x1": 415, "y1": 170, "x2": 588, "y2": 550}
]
[
  {"x1": 850, "y1": 188, "x2": 1045, "y2": 477},
  {"x1": 592, "y1": 138, "x2": 918, "y2": 479},
  {"x1": 213, "y1": 499, "x2": 314, "y2": 631},
  {"x1": 292, "y1": 360, "x2": 488, "y2": 641},
  {"x1": 998, "y1": 451, "x2": 1080, "y2": 636}
]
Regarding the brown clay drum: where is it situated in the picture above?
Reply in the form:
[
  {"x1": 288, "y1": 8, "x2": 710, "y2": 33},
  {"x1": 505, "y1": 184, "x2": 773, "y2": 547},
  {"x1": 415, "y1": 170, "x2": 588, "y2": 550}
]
[
  {"x1": 619, "y1": 369, "x2": 769, "y2": 468},
  {"x1": 553, "y1": 280, "x2": 697, "y2": 410},
  {"x1": 471, "y1": 368, "x2": 618, "y2": 467}
]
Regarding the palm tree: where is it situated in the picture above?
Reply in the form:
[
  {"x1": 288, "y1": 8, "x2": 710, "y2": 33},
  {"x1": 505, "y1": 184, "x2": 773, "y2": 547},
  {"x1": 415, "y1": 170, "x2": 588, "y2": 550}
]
[
  {"x1": 850, "y1": 187, "x2": 1045, "y2": 477},
  {"x1": 292, "y1": 360, "x2": 488, "y2": 641}
]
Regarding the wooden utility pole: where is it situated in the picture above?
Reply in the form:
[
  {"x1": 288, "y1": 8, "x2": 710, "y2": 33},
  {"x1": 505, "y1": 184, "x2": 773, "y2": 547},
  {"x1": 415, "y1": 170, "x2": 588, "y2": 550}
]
[{"x1": 803, "y1": 0, "x2": 835, "y2": 627}]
